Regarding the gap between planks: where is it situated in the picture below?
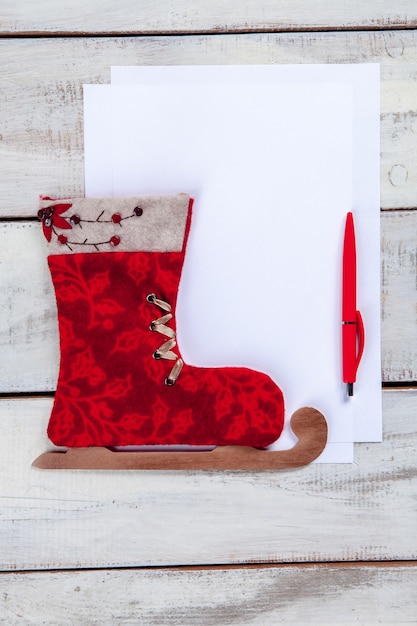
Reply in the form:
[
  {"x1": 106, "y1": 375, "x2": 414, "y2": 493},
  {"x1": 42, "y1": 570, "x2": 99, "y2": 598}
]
[
  {"x1": 2, "y1": 381, "x2": 417, "y2": 400},
  {"x1": 1, "y1": 559, "x2": 416, "y2": 576},
  {"x1": 1, "y1": 207, "x2": 416, "y2": 222},
  {"x1": 1, "y1": 23, "x2": 417, "y2": 39}
]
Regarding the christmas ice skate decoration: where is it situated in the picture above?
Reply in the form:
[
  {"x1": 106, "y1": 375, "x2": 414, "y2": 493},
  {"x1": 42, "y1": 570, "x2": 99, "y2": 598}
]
[{"x1": 33, "y1": 194, "x2": 327, "y2": 470}]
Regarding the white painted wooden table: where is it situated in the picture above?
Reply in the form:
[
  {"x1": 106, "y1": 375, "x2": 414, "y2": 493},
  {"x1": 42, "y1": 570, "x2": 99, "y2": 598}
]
[{"x1": 1, "y1": 2, "x2": 416, "y2": 623}]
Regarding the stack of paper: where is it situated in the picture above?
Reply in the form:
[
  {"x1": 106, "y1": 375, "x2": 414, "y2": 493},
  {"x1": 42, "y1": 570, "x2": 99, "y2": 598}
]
[{"x1": 83, "y1": 64, "x2": 381, "y2": 462}]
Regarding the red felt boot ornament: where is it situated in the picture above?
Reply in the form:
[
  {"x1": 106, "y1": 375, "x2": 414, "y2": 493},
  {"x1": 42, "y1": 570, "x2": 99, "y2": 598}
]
[{"x1": 33, "y1": 194, "x2": 327, "y2": 470}]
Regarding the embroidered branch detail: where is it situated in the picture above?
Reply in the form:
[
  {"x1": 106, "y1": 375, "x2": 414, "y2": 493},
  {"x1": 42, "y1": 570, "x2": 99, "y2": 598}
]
[
  {"x1": 147, "y1": 293, "x2": 184, "y2": 386},
  {"x1": 37, "y1": 204, "x2": 144, "y2": 250},
  {"x1": 57, "y1": 234, "x2": 122, "y2": 251},
  {"x1": 70, "y1": 206, "x2": 143, "y2": 227}
]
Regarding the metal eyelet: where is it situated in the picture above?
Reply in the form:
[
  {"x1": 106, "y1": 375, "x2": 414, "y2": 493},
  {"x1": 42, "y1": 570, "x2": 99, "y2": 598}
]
[
  {"x1": 165, "y1": 378, "x2": 175, "y2": 386},
  {"x1": 146, "y1": 293, "x2": 156, "y2": 303},
  {"x1": 153, "y1": 350, "x2": 161, "y2": 360}
]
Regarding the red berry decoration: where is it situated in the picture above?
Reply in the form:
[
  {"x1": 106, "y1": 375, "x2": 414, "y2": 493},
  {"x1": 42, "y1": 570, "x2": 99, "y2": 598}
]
[
  {"x1": 110, "y1": 235, "x2": 121, "y2": 246},
  {"x1": 134, "y1": 206, "x2": 143, "y2": 216},
  {"x1": 70, "y1": 214, "x2": 81, "y2": 225},
  {"x1": 58, "y1": 235, "x2": 68, "y2": 245},
  {"x1": 112, "y1": 213, "x2": 122, "y2": 224}
]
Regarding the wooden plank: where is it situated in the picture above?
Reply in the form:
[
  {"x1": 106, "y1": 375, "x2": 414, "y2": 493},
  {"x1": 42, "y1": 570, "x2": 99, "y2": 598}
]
[
  {"x1": 1, "y1": 564, "x2": 416, "y2": 624},
  {"x1": 381, "y1": 211, "x2": 417, "y2": 381},
  {"x1": 0, "y1": 223, "x2": 59, "y2": 393},
  {"x1": 0, "y1": 390, "x2": 415, "y2": 571},
  {"x1": 1, "y1": 0, "x2": 416, "y2": 35},
  {"x1": 1, "y1": 211, "x2": 415, "y2": 393},
  {"x1": 0, "y1": 32, "x2": 416, "y2": 216}
]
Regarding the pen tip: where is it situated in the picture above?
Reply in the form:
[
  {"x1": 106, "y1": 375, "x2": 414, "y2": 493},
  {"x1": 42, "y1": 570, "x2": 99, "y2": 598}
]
[{"x1": 347, "y1": 382, "x2": 354, "y2": 397}]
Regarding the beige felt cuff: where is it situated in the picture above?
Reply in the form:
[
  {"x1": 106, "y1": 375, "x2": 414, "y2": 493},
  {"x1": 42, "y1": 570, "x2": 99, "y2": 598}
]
[{"x1": 38, "y1": 193, "x2": 191, "y2": 255}]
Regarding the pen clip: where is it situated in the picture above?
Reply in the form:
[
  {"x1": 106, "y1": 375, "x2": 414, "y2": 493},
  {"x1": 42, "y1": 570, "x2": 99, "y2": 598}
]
[{"x1": 355, "y1": 310, "x2": 365, "y2": 376}]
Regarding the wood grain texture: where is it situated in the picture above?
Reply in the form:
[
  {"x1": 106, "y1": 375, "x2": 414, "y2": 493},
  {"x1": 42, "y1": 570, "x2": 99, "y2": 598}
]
[
  {"x1": 0, "y1": 390, "x2": 415, "y2": 571},
  {"x1": 0, "y1": 5, "x2": 416, "y2": 614},
  {"x1": 1, "y1": 211, "x2": 415, "y2": 393},
  {"x1": 0, "y1": 223, "x2": 59, "y2": 393},
  {"x1": 1, "y1": 564, "x2": 416, "y2": 624},
  {"x1": 0, "y1": 32, "x2": 416, "y2": 216},
  {"x1": 1, "y1": 0, "x2": 416, "y2": 35},
  {"x1": 381, "y1": 211, "x2": 417, "y2": 382}
]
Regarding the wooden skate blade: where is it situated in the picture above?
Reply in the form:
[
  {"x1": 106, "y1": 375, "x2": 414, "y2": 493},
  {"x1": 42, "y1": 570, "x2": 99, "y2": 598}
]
[{"x1": 32, "y1": 407, "x2": 327, "y2": 470}]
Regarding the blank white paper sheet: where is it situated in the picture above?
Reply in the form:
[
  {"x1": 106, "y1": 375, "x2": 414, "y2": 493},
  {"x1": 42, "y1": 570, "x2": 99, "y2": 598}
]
[{"x1": 83, "y1": 63, "x2": 381, "y2": 462}]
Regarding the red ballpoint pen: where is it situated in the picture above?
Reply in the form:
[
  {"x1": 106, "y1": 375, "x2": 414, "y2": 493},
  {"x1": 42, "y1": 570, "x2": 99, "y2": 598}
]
[{"x1": 342, "y1": 212, "x2": 365, "y2": 396}]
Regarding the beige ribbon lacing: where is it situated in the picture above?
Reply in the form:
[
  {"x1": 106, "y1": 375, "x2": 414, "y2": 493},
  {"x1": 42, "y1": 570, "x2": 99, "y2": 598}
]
[{"x1": 147, "y1": 293, "x2": 184, "y2": 386}]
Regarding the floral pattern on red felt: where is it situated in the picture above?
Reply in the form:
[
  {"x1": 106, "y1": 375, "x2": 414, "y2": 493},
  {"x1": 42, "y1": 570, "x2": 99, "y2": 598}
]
[{"x1": 47, "y1": 250, "x2": 284, "y2": 448}]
